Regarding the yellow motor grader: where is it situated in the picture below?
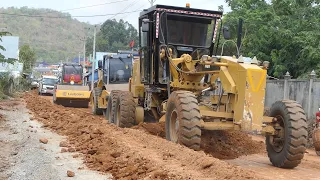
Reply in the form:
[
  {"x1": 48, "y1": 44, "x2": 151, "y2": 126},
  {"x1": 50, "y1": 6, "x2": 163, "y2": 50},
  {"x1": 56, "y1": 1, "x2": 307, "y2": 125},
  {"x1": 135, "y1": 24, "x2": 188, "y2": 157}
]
[{"x1": 95, "y1": 4, "x2": 308, "y2": 169}]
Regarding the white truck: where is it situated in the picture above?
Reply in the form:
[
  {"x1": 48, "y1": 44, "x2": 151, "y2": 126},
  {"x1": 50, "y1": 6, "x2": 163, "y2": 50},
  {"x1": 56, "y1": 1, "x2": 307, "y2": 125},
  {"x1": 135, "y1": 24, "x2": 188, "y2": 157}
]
[{"x1": 38, "y1": 75, "x2": 58, "y2": 95}]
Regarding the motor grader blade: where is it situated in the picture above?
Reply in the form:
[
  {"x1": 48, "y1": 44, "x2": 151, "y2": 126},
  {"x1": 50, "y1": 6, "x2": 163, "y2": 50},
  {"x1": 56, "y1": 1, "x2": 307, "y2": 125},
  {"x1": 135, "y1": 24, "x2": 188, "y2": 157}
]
[{"x1": 53, "y1": 84, "x2": 90, "y2": 108}]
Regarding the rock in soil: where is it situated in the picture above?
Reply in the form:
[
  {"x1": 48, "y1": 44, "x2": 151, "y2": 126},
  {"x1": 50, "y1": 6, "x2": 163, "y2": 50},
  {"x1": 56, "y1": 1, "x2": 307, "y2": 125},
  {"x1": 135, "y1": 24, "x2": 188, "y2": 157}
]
[
  {"x1": 39, "y1": 138, "x2": 48, "y2": 144},
  {"x1": 67, "y1": 170, "x2": 75, "y2": 177},
  {"x1": 61, "y1": 148, "x2": 68, "y2": 153},
  {"x1": 59, "y1": 141, "x2": 68, "y2": 147}
]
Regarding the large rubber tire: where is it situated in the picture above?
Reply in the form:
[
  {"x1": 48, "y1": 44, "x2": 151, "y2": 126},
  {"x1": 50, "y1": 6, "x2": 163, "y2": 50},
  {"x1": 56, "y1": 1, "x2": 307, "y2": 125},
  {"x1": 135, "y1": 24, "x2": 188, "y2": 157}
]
[
  {"x1": 266, "y1": 100, "x2": 308, "y2": 169},
  {"x1": 106, "y1": 90, "x2": 121, "y2": 124},
  {"x1": 92, "y1": 88, "x2": 103, "y2": 115},
  {"x1": 114, "y1": 91, "x2": 136, "y2": 128},
  {"x1": 165, "y1": 91, "x2": 201, "y2": 151}
]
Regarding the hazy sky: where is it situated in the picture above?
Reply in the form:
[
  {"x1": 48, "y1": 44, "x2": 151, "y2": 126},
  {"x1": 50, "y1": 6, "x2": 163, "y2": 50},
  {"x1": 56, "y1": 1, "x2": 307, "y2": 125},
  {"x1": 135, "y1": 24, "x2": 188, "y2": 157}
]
[{"x1": 1, "y1": 0, "x2": 230, "y2": 28}]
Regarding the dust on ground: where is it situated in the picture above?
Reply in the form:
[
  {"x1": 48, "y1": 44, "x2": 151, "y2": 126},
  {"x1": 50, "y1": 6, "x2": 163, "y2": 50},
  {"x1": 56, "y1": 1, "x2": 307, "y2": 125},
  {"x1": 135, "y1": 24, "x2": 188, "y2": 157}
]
[
  {"x1": 0, "y1": 97, "x2": 111, "y2": 180},
  {"x1": 25, "y1": 91, "x2": 265, "y2": 180},
  {"x1": 0, "y1": 100, "x2": 11, "y2": 179}
]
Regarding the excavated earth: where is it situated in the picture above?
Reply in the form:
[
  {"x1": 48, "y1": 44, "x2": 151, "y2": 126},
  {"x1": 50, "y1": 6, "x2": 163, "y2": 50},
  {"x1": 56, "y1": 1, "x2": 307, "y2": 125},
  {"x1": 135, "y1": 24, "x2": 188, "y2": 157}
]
[
  {"x1": 23, "y1": 91, "x2": 320, "y2": 180},
  {"x1": 132, "y1": 122, "x2": 265, "y2": 159},
  {"x1": 24, "y1": 91, "x2": 264, "y2": 180}
]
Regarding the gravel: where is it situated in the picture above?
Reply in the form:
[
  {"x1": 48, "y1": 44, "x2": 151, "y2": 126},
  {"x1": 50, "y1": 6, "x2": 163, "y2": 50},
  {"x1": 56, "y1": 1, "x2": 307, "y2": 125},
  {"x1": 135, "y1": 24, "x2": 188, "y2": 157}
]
[{"x1": 0, "y1": 101, "x2": 112, "y2": 180}]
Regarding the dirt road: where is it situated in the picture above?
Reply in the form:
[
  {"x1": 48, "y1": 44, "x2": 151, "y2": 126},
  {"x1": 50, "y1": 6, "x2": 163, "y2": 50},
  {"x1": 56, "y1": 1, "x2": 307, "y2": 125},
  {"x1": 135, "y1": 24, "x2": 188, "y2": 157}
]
[
  {"x1": 21, "y1": 91, "x2": 320, "y2": 179},
  {"x1": 0, "y1": 98, "x2": 111, "y2": 180}
]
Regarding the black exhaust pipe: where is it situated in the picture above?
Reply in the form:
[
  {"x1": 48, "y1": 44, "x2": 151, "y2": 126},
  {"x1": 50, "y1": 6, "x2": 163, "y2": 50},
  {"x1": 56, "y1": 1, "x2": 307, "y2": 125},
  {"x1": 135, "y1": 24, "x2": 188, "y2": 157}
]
[{"x1": 236, "y1": 18, "x2": 243, "y2": 57}]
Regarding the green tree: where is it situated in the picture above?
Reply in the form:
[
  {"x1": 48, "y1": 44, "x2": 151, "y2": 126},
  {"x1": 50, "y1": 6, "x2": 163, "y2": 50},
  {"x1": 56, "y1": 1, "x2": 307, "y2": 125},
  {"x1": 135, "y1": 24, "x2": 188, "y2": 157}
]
[
  {"x1": 220, "y1": 0, "x2": 320, "y2": 78},
  {"x1": 0, "y1": 32, "x2": 7, "y2": 62},
  {"x1": 0, "y1": 7, "x2": 94, "y2": 63},
  {"x1": 86, "y1": 19, "x2": 139, "y2": 54},
  {"x1": 19, "y1": 45, "x2": 36, "y2": 72}
]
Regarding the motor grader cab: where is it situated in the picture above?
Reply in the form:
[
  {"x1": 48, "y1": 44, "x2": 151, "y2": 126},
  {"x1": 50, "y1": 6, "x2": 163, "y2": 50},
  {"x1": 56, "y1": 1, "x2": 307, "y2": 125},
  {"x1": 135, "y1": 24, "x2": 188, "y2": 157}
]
[
  {"x1": 52, "y1": 63, "x2": 90, "y2": 108},
  {"x1": 104, "y1": 54, "x2": 133, "y2": 84},
  {"x1": 90, "y1": 53, "x2": 133, "y2": 116},
  {"x1": 105, "y1": 4, "x2": 307, "y2": 169}
]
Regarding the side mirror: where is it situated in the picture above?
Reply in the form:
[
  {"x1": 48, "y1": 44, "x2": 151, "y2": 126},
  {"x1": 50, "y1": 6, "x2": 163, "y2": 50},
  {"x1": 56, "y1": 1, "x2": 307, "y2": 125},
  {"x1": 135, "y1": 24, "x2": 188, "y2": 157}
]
[
  {"x1": 223, "y1": 25, "x2": 231, "y2": 40},
  {"x1": 142, "y1": 19, "x2": 149, "y2": 32},
  {"x1": 98, "y1": 60, "x2": 103, "y2": 69}
]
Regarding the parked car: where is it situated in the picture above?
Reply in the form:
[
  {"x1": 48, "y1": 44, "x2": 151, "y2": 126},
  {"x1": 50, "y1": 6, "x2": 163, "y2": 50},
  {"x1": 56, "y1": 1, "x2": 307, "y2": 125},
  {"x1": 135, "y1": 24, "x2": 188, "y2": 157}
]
[
  {"x1": 38, "y1": 75, "x2": 58, "y2": 95},
  {"x1": 30, "y1": 79, "x2": 39, "y2": 90}
]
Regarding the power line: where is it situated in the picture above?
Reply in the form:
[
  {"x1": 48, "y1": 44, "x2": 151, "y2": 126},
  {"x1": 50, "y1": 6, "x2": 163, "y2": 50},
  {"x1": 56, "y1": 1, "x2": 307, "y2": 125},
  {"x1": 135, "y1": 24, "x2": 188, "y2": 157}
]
[
  {"x1": 107, "y1": 0, "x2": 140, "y2": 20},
  {"x1": 98, "y1": 0, "x2": 140, "y2": 25},
  {"x1": 148, "y1": 0, "x2": 156, "y2": 6},
  {"x1": 60, "y1": 0, "x2": 132, "y2": 12},
  {"x1": 119, "y1": 3, "x2": 146, "y2": 20},
  {"x1": 0, "y1": 10, "x2": 143, "y2": 19}
]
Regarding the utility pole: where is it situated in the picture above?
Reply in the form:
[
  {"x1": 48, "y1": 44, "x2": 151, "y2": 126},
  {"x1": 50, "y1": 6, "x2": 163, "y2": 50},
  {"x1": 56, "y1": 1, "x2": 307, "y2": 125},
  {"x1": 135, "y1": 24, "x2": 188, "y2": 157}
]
[
  {"x1": 79, "y1": 36, "x2": 86, "y2": 66},
  {"x1": 78, "y1": 52, "x2": 81, "y2": 65},
  {"x1": 148, "y1": 0, "x2": 156, "y2": 6},
  {"x1": 83, "y1": 37, "x2": 86, "y2": 65},
  {"x1": 93, "y1": 25, "x2": 96, "y2": 65},
  {"x1": 91, "y1": 25, "x2": 97, "y2": 91},
  {"x1": 90, "y1": 53, "x2": 94, "y2": 91}
]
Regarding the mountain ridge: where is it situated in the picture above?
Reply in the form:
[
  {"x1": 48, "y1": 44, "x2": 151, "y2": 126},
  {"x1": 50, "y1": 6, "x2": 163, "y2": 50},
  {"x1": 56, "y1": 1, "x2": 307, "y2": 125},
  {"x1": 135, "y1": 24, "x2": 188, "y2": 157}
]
[{"x1": 0, "y1": 6, "x2": 95, "y2": 63}]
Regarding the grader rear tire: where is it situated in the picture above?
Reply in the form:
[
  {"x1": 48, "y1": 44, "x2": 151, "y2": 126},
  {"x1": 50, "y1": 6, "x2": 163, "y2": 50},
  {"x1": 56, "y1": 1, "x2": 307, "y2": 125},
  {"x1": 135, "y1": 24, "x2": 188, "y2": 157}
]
[
  {"x1": 266, "y1": 100, "x2": 308, "y2": 168},
  {"x1": 165, "y1": 91, "x2": 201, "y2": 151},
  {"x1": 91, "y1": 88, "x2": 103, "y2": 115},
  {"x1": 114, "y1": 91, "x2": 136, "y2": 128},
  {"x1": 106, "y1": 90, "x2": 121, "y2": 124}
]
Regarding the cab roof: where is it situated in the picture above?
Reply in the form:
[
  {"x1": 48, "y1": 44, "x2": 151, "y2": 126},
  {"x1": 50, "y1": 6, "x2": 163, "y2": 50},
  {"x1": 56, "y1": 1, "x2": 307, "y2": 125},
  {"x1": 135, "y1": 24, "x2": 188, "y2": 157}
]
[
  {"x1": 61, "y1": 63, "x2": 83, "y2": 67},
  {"x1": 42, "y1": 75, "x2": 58, "y2": 79},
  {"x1": 139, "y1": 4, "x2": 223, "y2": 18}
]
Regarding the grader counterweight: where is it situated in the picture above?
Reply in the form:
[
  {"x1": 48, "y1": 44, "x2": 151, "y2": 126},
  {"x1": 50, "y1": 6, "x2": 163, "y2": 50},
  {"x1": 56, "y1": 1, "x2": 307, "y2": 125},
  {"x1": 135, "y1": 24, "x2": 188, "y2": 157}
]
[{"x1": 104, "y1": 4, "x2": 308, "y2": 169}]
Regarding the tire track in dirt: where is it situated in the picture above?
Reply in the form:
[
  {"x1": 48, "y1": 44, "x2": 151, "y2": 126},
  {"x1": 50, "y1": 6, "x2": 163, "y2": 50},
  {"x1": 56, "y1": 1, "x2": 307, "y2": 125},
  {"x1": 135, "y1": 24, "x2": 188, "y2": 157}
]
[{"x1": 25, "y1": 91, "x2": 266, "y2": 180}]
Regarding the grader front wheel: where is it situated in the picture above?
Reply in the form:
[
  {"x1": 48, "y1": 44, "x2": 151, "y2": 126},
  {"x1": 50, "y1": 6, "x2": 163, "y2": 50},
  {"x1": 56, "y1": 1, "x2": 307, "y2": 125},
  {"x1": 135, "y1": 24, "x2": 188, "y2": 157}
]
[
  {"x1": 106, "y1": 90, "x2": 121, "y2": 123},
  {"x1": 266, "y1": 100, "x2": 308, "y2": 168},
  {"x1": 165, "y1": 91, "x2": 201, "y2": 151},
  {"x1": 114, "y1": 91, "x2": 136, "y2": 128}
]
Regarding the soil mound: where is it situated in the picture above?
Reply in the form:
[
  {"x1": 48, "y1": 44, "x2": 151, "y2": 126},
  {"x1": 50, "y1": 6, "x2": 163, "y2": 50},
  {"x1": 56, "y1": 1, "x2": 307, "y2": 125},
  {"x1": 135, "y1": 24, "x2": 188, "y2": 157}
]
[
  {"x1": 24, "y1": 92, "x2": 266, "y2": 179},
  {"x1": 133, "y1": 122, "x2": 265, "y2": 159}
]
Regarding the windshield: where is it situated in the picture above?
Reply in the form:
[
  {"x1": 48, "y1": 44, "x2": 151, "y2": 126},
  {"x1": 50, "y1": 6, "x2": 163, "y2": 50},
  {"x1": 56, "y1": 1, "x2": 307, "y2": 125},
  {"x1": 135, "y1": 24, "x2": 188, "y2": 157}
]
[
  {"x1": 108, "y1": 57, "x2": 132, "y2": 84},
  {"x1": 42, "y1": 78, "x2": 57, "y2": 85},
  {"x1": 64, "y1": 65, "x2": 82, "y2": 75},
  {"x1": 167, "y1": 15, "x2": 215, "y2": 47}
]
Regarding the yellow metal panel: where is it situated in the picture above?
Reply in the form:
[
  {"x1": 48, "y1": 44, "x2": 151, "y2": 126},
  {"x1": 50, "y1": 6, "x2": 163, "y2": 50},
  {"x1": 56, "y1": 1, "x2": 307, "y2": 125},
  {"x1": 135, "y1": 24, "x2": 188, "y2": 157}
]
[
  {"x1": 219, "y1": 66, "x2": 236, "y2": 93},
  {"x1": 200, "y1": 120, "x2": 237, "y2": 130},
  {"x1": 131, "y1": 59, "x2": 145, "y2": 98},
  {"x1": 159, "y1": 114, "x2": 165, "y2": 122},
  {"x1": 219, "y1": 57, "x2": 267, "y2": 132},
  {"x1": 55, "y1": 90, "x2": 90, "y2": 99},
  {"x1": 263, "y1": 116, "x2": 274, "y2": 123},
  {"x1": 247, "y1": 69, "x2": 266, "y2": 92},
  {"x1": 199, "y1": 105, "x2": 212, "y2": 111},
  {"x1": 200, "y1": 110, "x2": 233, "y2": 119},
  {"x1": 98, "y1": 90, "x2": 109, "y2": 109}
]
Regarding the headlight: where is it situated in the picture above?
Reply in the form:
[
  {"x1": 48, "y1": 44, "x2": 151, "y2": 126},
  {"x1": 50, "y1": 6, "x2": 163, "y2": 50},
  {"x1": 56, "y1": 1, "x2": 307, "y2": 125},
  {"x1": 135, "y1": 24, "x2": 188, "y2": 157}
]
[{"x1": 70, "y1": 81, "x2": 75, "y2": 85}]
